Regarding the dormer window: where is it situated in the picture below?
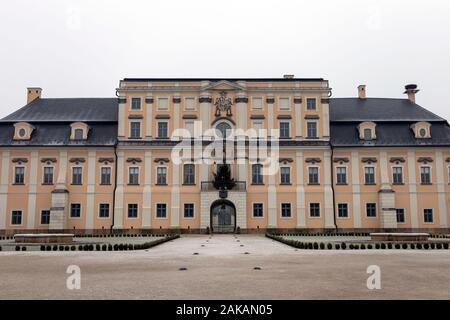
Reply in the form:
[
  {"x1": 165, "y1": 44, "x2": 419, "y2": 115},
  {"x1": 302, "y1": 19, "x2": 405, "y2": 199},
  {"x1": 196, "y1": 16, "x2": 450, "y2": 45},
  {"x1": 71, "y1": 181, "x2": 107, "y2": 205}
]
[
  {"x1": 70, "y1": 122, "x2": 89, "y2": 141},
  {"x1": 411, "y1": 122, "x2": 431, "y2": 139},
  {"x1": 358, "y1": 122, "x2": 376, "y2": 141},
  {"x1": 13, "y1": 122, "x2": 34, "y2": 141}
]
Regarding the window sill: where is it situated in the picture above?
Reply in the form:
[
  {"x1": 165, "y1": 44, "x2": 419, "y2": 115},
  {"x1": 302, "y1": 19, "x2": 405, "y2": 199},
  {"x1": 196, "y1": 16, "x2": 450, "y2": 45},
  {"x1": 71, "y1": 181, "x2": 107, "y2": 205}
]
[
  {"x1": 12, "y1": 183, "x2": 25, "y2": 186},
  {"x1": 155, "y1": 217, "x2": 168, "y2": 220},
  {"x1": 128, "y1": 183, "x2": 140, "y2": 186},
  {"x1": 305, "y1": 137, "x2": 319, "y2": 140},
  {"x1": 251, "y1": 183, "x2": 265, "y2": 186},
  {"x1": 100, "y1": 183, "x2": 112, "y2": 186},
  {"x1": 280, "y1": 183, "x2": 292, "y2": 186},
  {"x1": 392, "y1": 183, "x2": 405, "y2": 186},
  {"x1": 155, "y1": 137, "x2": 169, "y2": 140},
  {"x1": 336, "y1": 183, "x2": 348, "y2": 186},
  {"x1": 128, "y1": 137, "x2": 142, "y2": 140},
  {"x1": 156, "y1": 183, "x2": 168, "y2": 186},
  {"x1": 182, "y1": 183, "x2": 196, "y2": 186},
  {"x1": 364, "y1": 183, "x2": 376, "y2": 186},
  {"x1": 308, "y1": 183, "x2": 320, "y2": 186},
  {"x1": 71, "y1": 184, "x2": 83, "y2": 186},
  {"x1": 309, "y1": 216, "x2": 322, "y2": 219},
  {"x1": 421, "y1": 183, "x2": 433, "y2": 185},
  {"x1": 42, "y1": 183, "x2": 54, "y2": 186}
]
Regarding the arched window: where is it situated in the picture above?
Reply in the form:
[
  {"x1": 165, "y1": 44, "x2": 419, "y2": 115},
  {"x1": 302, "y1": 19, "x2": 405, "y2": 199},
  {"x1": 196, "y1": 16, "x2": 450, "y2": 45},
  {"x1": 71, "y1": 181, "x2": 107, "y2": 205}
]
[
  {"x1": 74, "y1": 129, "x2": 84, "y2": 140},
  {"x1": 216, "y1": 122, "x2": 232, "y2": 138}
]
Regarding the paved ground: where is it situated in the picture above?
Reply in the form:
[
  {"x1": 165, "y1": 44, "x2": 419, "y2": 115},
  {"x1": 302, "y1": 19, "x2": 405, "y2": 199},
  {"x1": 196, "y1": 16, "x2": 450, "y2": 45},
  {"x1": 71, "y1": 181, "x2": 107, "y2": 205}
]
[{"x1": 0, "y1": 234, "x2": 449, "y2": 299}]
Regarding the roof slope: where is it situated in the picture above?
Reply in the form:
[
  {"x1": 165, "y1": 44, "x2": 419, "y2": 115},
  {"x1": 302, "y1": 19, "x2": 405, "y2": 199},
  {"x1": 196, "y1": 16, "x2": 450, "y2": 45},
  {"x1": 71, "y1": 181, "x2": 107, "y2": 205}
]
[
  {"x1": 329, "y1": 98, "x2": 445, "y2": 122},
  {"x1": 1, "y1": 98, "x2": 118, "y2": 122}
]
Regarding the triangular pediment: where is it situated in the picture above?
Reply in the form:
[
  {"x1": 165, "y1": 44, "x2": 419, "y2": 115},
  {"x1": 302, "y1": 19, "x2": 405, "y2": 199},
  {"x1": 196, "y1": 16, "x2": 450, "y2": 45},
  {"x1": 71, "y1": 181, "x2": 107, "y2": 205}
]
[{"x1": 203, "y1": 80, "x2": 245, "y2": 92}]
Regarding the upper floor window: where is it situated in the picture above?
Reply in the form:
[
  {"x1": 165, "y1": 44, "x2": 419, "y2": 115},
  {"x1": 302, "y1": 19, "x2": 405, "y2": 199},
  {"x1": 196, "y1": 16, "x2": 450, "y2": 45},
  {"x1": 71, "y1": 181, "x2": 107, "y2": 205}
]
[
  {"x1": 252, "y1": 97, "x2": 263, "y2": 110},
  {"x1": 307, "y1": 122, "x2": 317, "y2": 138},
  {"x1": 101, "y1": 167, "x2": 111, "y2": 185},
  {"x1": 279, "y1": 122, "x2": 290, "y2": 139},
  {"x1": 280, "y1": 167, "x2": 291, "y2": 184},
  {"x1": 158, "y1": 121, "x2": 168, "y2": 138},
  {"x1": 216, "y1": 122, "x2": 232, "y2": 138},
  {"x1": 183, "y1": 164, "x2": 195, "y2": 185},
  {"x1": 184, "y1": 97, "x2": 196, "y2": 111},
  {"x1": 252, "y1": 164, "x2": 263, "y2": 184},
  {"x1": 358, "y1": 122, "x2": 376, "y2": 141},
  {"x1": 279, "y1": 97, "x2": 290, "y2": 110},
  {"x1": 128, "y1": 167, "x2": 139, "y2": 185},
  {"x1": 336, "y1": 167, "x2": 347, "y2": 184},
  {"x1": 420, "y1": 166, "x2": 431, "y2": 184},
  {"x1": 13, "y1": 122, "x2": 34, "y2": 141},
  {"x1": 157, "y1": 167, "x2": 167, "y2": 185},
  {"x1": 43, "y1": 167, "x2": 54, "y2": 184},
  {"x1": 308, "y1": 167, "x2": 319, "y2": 185},
  {"x1": 130, "y1": 122, "x2": 141, "y2": 139},
  {"x1": 411, "y1": 122, "x2": 431, "y2": 139},
  {"x1": 392, "y1": 167, "x2": 403, "y2": 184},
  {"x1": 157, "y1": 97, "x2": 169, "y2": 111},
  {"x1": 14, "y1": 167, "x2": 25, "y2": 184},
  {"x1": 364, "y1": 167, "x2": 375, "y2": 185},
  {"x1": 70, "y1": 122, "x2": 89, "y2": 141},
  {"x1": 72, "y1": 167, "x2": 83, "y2": 185},
  {"x1": 363, "y1": 128, "x2": 372, "y2": 141},
  {"x1": 131, "y1": 98, "x2": 141, "y2": 110},
  {"x1": 306, "y1": 98, "x2": 317, "y2": 110},
  {"x1": 41, "y1": 210, "x2": 50, "y2": 225},
  {"x1": 74, "y1": 129, "x2": 84, "y2": 140}
]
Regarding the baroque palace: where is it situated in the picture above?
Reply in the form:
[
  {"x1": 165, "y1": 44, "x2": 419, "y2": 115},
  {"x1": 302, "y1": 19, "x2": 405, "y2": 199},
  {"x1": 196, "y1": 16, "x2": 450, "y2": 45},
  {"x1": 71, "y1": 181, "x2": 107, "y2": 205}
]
[{"x1": 0, "y1": 77, "x2": 449, "y2": 234}]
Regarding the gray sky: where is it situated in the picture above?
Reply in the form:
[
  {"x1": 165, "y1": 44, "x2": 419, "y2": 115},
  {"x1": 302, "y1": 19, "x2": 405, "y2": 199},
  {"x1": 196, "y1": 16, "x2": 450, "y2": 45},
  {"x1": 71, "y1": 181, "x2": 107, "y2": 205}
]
[{"x1": 1, "y1": 0, "x2": 449, "y2": 120}]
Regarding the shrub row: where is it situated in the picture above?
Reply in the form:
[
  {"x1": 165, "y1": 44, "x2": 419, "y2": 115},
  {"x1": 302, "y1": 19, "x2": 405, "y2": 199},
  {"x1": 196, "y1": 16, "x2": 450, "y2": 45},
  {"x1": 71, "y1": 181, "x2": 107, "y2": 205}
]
[
  {"x1": 266, "y1": 233, "x2": 450, "y2": 250},
  {"x1": 273, "y1": 233, "x2": 371, "y2": 237},
  {"x1": 74, "y1": 233, "x2": 172, "y2": 238}
]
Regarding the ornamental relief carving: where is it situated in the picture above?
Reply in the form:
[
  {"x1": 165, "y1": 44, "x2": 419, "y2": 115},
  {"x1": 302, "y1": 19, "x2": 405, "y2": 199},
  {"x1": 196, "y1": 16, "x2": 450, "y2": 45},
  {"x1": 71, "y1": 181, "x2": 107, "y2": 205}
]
[{"x1": 214, "y1": 91, "x2": 233, "y2": 118}]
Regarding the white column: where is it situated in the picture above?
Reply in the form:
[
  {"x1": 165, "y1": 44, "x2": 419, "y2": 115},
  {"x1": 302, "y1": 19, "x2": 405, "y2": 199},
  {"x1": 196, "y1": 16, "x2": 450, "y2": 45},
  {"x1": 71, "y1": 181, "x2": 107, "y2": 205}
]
[
  {"x1": 407, "y1": 150, "x2": 419, "y2": 229},
  {"x1": 296, "y1": 150, "x2": 306, "y2": 228},
  {"x1": 294, "y1": 97, "x2": 302, "y2": 138},
  {"x1": 324, "y1": 150, "x2": 335, "y2": 228},
  {"x1": 145, "y1": 96, "x2": 153, "y2": 137},
  {"x1": 118, "y1": 95, "x2": 126, "y2": 138},
  {"x1": 268, "y1": 150, "x2": 277, "y2": 228},
  {"x1": 56, "y1": 150, "x2": 68, "y2": 188},
  {"x1": 267, "y1": 96, "x2": 274, "y2": 137},
  {"x1": 321, "y1": 98, "x2": 330, "y2": 138},
  {"x1": 85, "y1": 151, "x2": 96, "y2": 230},
  {"x1": 435, "y1": 151, "x2": 448, "y2": 228},
  {"x1": 171, "y1": 161, "x2": 180, "y2": 228},
  {"x1": 199, "y1": 93, "x2": 212, "y2": 139},
  {"x1": 351, "y1": 151, "x2": 362, "y2": 228},
  {"x1": 27, "y1": 151, "x2": 38, "y2": 229},
  {"x1": 113, "y1": 151, "x2": 125, "y2": 229},
  {"x1": 50, "y1": 150, "x2": 69, "y2": 230},
  {"x1": 142, "y1": 151, "x2": 152, "y2": 228},
  {"x1": 379, "y1": 151, "x2": 397, "y2": 229},
  {"x1": 173, "y1": 95, "x2": 181, "y2": 138},
  {"x1": 0, "y1": 151, "x2": 10, "y2": 229},
  {"x1": 236, "y1": 93, "x2": 248, "y2": 132}
]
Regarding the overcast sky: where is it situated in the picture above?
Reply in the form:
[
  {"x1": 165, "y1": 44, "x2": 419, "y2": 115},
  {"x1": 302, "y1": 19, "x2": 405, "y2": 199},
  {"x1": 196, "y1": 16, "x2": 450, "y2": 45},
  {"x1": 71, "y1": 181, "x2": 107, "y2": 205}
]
[{"x1": 0, "y1": 0, "x2": 449, "y2": 120}]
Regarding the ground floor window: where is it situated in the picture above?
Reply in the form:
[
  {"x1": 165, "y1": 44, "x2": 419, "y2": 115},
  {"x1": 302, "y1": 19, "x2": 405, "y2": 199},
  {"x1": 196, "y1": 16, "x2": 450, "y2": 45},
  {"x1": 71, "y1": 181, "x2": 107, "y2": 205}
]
[
  {"x1": 156, "y1": 204, "x2": 167, "y2": 218},
  {"x1": 281, "y1": 203, "x2": 291, "y2": 218},
  {"x1": 338, "y1": 203, "x2": 348, "y2": 218},
  {"x1": 309, "y1": 203, "x2": 321, "y2": 217},
  {"x1": 253, "y1": 203, "x2": 263, "y2": 218},
  {"x1": 41, "y1": 210, "x2": 50, "y2": 225},
  {"x1": 396, "y1": 209, "x2": 405, "y2": 223},
  {"x1": 70, "y1": 204, "x2": 81, "y2": 218},
  {"x1": 424, "y1": 209, "x2": 433, "y2": 223},
  {"x1": 184, "y1": 203, "x2": 194, "y2": 218},
  {"x1": 128, "y1": 204, "x2": 138, "y2": 218},
  {"x1": 11, "y1": 210, "x2": 22, "y2": 225},
  {"x1": 366, "y1": 203, "x2": 377, "y2": 218},
  {"x1": 99, "y1": 203, "x2": 110, "y2": 218}
]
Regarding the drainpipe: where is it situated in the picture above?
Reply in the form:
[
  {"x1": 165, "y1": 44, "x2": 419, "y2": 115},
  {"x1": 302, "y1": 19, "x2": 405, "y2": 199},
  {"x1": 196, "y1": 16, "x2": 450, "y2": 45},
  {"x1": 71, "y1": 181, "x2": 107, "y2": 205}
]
[
  {"x1": 329, "y1": 142, "x2": 338, "y2": 232},
  {"x1": 111, "y1": 140, "x2": 118, "y2": 233}
]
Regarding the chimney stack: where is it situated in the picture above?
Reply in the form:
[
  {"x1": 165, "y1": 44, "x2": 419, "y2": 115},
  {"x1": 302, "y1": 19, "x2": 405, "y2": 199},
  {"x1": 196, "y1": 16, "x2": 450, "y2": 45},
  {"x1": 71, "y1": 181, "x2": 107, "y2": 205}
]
[
  {"x1": 404, "y1": 84, "x2": 419, "y2": 103},
  {"x1": 27, "y1": 87, "x2": 42, "y2": 104},
  {"x1": 283, "y1": 74, "x2": 295, "y2": 79},
  {"x1": 358, "y1": 85, "x2": 366, "y2": 99}
]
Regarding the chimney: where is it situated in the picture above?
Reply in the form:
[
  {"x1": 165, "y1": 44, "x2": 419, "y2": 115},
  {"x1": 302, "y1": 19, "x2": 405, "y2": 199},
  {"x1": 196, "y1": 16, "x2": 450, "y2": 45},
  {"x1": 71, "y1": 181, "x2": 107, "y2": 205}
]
[
  {"x1": 358, "y1": 85, "x2": 366, "y2": 99},
  {"x1": 404, "y1": 84, "x2": 419, "y2": 103},
  {"x1": 283, "y1": 74, "x2": 295, "y2": 79},
  {"x1": 27, "y1": 87, "x2": 42, "y2": 104}
]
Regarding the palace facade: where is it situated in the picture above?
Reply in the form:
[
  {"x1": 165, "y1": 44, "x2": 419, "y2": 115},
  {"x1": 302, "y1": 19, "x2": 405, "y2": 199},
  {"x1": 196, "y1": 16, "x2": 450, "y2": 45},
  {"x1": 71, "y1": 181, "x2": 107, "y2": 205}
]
[{"x1": 0, "y1": 77, "x2": 449, "y2": 234}]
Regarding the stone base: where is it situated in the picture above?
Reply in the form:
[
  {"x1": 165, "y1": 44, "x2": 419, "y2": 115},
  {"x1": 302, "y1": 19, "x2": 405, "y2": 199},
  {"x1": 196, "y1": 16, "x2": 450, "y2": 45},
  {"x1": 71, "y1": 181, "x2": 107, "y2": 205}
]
[
  {"x1": 14, "y1": 233, "x2": 74, "y2": 244},
  {"x1": 370, "y1": 233, "x2": 430, "y2": 242}
]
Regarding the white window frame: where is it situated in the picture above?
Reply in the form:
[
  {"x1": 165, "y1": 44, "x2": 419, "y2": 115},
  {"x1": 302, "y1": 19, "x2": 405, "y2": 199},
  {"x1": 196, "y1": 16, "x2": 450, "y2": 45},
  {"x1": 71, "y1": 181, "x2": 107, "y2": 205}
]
[
  {"x1": 156, "y1": 120, "x2": 170, "y2": 138},
  {"x1": 308, "y1": 202, "x2": 321, "y2": 219},
  {"x1": 363, "y1": 165, "x2": 377, "y2": 185},
  {"x1": 365, "y1": 202, "x2": 377, "y2": 219},
  {"x1": 279, "y1": 120, "x2": 291, "y2": 139},
  {"x1": 155, "y1": 203, "x2": 168, "y2": 220},
  {"x1": 396, "y1": 208, "x2": 406, "y2": 224},
  {"x1": 307, "y1": 166, "x2": 320, "y2": 185},
  {"x1": 10, "y1": 209, "x2": 23, "y2": 226},
  {"x1": 335, "y1": 166, "x2": 348, "y2": 185},
  {"x1": 157, "y1": 97, "x2": 170, "y2": 111},
  {"x1": 39, "y1": 209, "x2": 51, "y2": 226},
  {"x1": 129, "y1": 120, "x2": 142, "y2": 139},
  {"x1": 337, "y1": 203, "x2": 350, "y2": 219},
  {"x1": 98, "y1": 203, "x2": 111, "y2": 219},
  {"x1": 306, "y1": 121, "x2": 318, "y2": 138},
  {"x1": 278, "y1": 97, "x2": 291, "y2": 111},
  {"x1": 69, "y1": 203, "x2": 82, "y2": 220},
  {"x1": 42, "y1": 165, "x2": 55, "y2": 185},
  {"x1": 252, "y1": 202, "x2": 264, "y2": 219},
  {"x1": 420, "y1": 165, "x2": 432, "y2": 184},
  {"x1": 128, "y1": 166, "x2": 140, "y2": 185},
  {"x1": 156, "y1": 166, "x2": 168, "y2": 185},
  {"x1": 391, "y1": 165, "x2": 404, "y2": 185},
  {"x1": 13, "y1": 165, "x2": 26, "y2": 185},
  {"x1": 127, "y1": 203, "x2": 139, "y2": 220},
  {"x1": 280, "y1": 202, "x2": 292, "y2": 219},
  {"x1": 280, "y1": 166, "x2": 291, "y2": 185},
  {"x1": 423, "y1": 208, "x2": 434, "y2": 224},
  {"x1": 184, "y1": 97, "x2": 197, "y2": 111},
  {"x1": 251, "y1": 97, "x2": 264, "y2": 110},
  {"x1": 71, "y1": 166, "x2": 83, "y2": 185},
  {"x1": 100, "y1": 166, "x2": 112, "y2": 185},
  {"x1": 305, "y1": 97, "x2": 317, "y2": 111},
  {"x1": 130, "y1": 96, "x2": 142, "y2": 111},
  {"x1": 183, "y1": 203, "x2": 195, "y2": 219}
]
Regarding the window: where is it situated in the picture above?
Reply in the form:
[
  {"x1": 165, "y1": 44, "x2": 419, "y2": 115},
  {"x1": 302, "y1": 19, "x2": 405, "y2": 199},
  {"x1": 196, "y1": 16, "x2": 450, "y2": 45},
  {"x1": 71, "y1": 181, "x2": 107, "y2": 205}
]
[
  {"x1": 279, "y1": 122, "x2": 290, "y2": 138},
  {"x1": 183, "y1": 164, "x2": 195, "y2": 185},
  {"x1": 252, "y1": 164, "x2": 263, "y2": 184},
  {"x1": 41, "y1": 210, "x2": 50, "y2": 225},
  {"x1": 307, "y1": 122, "x2": 317, "y2": 138},
  {"x1": 185, "y1": 120, "x2": 195, "y2": 137},
  {"x1": 338, "y1": 204, "x2": 348, "y2": 218},
  {"x1": 281, "y1": 203, "x2": 291, "y2": 218},
  {"x1": 43, "y1": 167, "x2": 54, "y2": 184},
  {"x1": 128, "y1": 167, "x2": 139, "y2": 185},
  {"x1": 279, "y1": 97, "x2": 290, "y2": 110},
  {"x1": 309, "y1": 203, "x2": 321, "y2": 218},
  {"x1": 157, "y1": 97, "x2": 169, "y2": 111},
  {"x1": 184, "y1": 203, "x2": 194, "y2": 218},
  {"x1": 392, "y1": 167, "x2": 403, "y2": 184},
  {"x1": 11, "y1": 210, "x2": 22, "y2": 225},
  {"x1": 308, "y1": 167, "x2": 319, "y2": 185},
  {"x1": 424, "y1": 209, "x2": 433, "y2": 223},
  {"x1": 363, "y1": 128, "x2": 372, "y2": 141},
  {"x1": 336, "y1": 167, "x2": 347, "y2": 184},
  {"x1": 74, "y1": 129, "x2": 84, "y2": 140},
  {"x1": 18, "y1": 128, "x2": 26, "y2": 138},
  {"x1": 99, "y1": 204, "x2": 110, "y2": 218},
  {"x1": 366, "y1": 203, "x2": 377, "y2": 218},
  {"x1": 130, "y1": 122, "x2": 141, "y2": 138},
  {"x1": 216, "y1": 122, "x2": 232, "y2": 138},
  {"x1": 396, "y1": 209, "x2": 405, "y2": 223},
  {"x1": 306, "y1": 98, "x2": 316, "y2": 110},
  {"x1": 364, "y1": 167, "x2": 375, "y2": 185},
  {"x1": 101, "y1": 167, "x2": 111, "y2": 185},
  {"x1": 252, "y1": 121, "x2": 263, "y2": 136},
  {"x1": 280, "y1": 167, "x2": 291, "y2": 184},
  {"x1": 156, "y1": 204, "x2": 167, "y2": 218},
  {"x1": 253, "y1": 203, "x2": 263, "y2": 218},
  {"x1": 157, "y1": 167, "x2": 167, "y2": 185},
  {"x1": 252, "y1": 97, "x2": 263, "y2": 110},
  {"x1": 419, "y1": 128, "x2": 427, "y2": 138},
  {"x1": 128, "y1": 204, "x2": 138, "y2": 218},
  {"x1": 420, "y1": 167, "x2": 431, "y2": 184},
  {"x1": 185, "y1": 97, "x2": 196, "y2": 111},
  {"x1": 72, "y1": 167, "x2": 82, "y2": 185},
  {"x1": 14, "y1": 167, "x2": 25, "y2": 184},
  {"x1": 131, "y1": 98, "x2": 141, "y2": 110},
  {"x1": 158, "y1": 122, "x2": 168, "y2": 138},
  {"x1": 70, "y1": 204, "x2": 81, "y2": 218}
]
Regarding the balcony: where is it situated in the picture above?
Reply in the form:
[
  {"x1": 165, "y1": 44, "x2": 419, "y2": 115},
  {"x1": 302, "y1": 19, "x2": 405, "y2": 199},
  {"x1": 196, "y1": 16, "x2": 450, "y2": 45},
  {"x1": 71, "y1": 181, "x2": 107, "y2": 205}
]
[{"x1": 201, "y1": 181, "x2": 246, "y2": 192}]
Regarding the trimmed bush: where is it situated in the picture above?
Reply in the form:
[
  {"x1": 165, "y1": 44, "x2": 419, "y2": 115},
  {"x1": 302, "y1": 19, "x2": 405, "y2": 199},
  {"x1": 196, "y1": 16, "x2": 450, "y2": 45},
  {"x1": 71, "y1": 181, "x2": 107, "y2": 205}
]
[
  {"x1": 335, "y1": 243, "x2": 341, "y2": 250},
  {"x1": 341, "y1": 243, "x2": 347, "y2": 250},
  {"x1": 424, "y1": 243, "x2": 430, "y2": 250},
  {"x1": 416, "y1": 243, "x2": 422, "y2": 249},
  {"x1": 354, "y1": 244, "x2": 360, "y2": 250},
  {"x1": 395, "y1": 244, "x2": 401, "y2": 250},
  {"x1": 313, "y1": 243, "x2": 319, "y2": 250},
  {"x1": 65, "y1": 246, "x2": 70, "y2": 251},
  {"x1": 381, "y1": 243, "x2": 386, "y2": 250},
  {"x1": 430, "y1": 243, "x2": 435, "y2": 250},
  {"x1": 53, "y1": 245, "x2": 58, "y2": 251},
  {"x1": 436, "y1": 243, "x2": 442, "y2": 250},
  {"x1": 349, "y1": 244, "x2": 354, "y2": 250},
  {"x1": 89, "y1": 244, "x2": 94, "y2": 251},
  {"x1": 375, "y1": 243, "x2": 380, "y2": 249},
  {"x1": 402, "y1": 243, "x2": 408, "y2": 250},
  {"x1": 46, "y1": 245, "x2": 51, "y2": 251},
  {"x1": 387, "y1": 243, "x2": 393, "y2": 250},
  {"x1": 96, "y1": 244, "x2": 101, "y2": 251},
  {"x1": 367, "y1": 244, "x2": 373, "y2": 249},
  {"x1": 410, "y1": 243, "x2": 416, "y2": 249},
  {"x1": 444, "y1": 243, "x2": 449, "y2": 250},
  {"x1": 108, "y1": 244, "x2": 113, "y2": 251},
  {"x1": 327, "y1": 243, "x2": 333, "y2": 250},
  {"x1": 360, "y1": 244, "x2": 366, "y2": 250},
  {"x1": 40, "y1": 245, "x2": 45, "y2": 251},
  {"x1": 71, "y1": 246, "x2": 76, "y2": 251}
]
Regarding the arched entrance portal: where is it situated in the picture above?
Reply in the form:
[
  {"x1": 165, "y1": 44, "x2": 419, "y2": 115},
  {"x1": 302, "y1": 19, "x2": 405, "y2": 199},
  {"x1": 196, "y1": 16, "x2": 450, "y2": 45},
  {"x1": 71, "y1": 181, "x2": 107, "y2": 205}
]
[{"x1": 210, "y1": 200, "x2": 236, "y2": 234}]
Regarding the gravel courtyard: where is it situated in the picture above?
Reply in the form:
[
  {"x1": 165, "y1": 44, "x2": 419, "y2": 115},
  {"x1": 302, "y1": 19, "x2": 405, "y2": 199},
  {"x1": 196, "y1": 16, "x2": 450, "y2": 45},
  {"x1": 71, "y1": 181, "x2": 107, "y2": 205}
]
[{"x1": 0, "y1": 234, "x2": 449, "y2": 300}]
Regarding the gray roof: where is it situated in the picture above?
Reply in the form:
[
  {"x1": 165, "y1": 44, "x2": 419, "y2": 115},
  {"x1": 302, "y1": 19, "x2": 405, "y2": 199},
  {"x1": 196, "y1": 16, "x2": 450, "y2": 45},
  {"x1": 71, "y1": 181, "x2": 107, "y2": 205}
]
[
  {"x1": 1, "y1": 98, "x2": 118, "y2": 122},
  {"x1": 329, "y1": 98, "x2": 445, "y2": 122}
]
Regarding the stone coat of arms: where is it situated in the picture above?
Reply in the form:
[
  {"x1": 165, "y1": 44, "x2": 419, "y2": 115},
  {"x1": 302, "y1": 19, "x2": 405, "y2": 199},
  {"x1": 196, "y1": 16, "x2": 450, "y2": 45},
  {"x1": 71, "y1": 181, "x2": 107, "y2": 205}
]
[{"x1": 214, "y1": 91, "x2": 233, "y2": 117}]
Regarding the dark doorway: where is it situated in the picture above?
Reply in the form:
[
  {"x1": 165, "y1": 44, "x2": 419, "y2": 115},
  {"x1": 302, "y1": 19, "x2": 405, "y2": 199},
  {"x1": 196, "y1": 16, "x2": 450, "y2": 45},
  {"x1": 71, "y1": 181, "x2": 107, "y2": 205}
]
[{"x1": 210, "y1": 200, "x2": 236, "y2": 234}]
